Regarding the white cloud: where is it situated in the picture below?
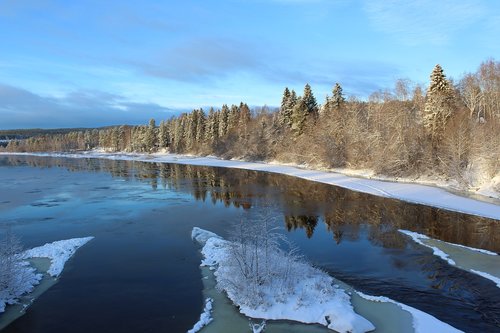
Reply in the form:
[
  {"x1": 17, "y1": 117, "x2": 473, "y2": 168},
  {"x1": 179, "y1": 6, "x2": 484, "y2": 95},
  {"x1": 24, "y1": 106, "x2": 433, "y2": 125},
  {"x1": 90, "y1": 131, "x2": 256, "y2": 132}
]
[{"x1": 363, "y1": 0, "x2": 486, "y2": 45}]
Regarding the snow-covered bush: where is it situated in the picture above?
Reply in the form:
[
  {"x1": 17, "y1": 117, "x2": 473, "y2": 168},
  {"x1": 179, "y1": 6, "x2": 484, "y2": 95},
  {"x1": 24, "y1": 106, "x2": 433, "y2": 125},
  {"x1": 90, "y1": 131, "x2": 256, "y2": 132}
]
[
  {"x1": 0, "y1": 231, "x2": 41, "y2": 313},
  {"x1": 218, "y1": 216, "x2": 306, "y2": 308}
]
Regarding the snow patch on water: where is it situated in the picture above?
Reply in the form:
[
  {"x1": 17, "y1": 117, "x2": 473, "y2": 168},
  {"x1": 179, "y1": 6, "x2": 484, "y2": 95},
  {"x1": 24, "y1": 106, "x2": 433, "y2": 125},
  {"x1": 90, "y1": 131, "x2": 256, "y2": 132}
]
[
  {"x1": 187, "y1": 298, "x2": 213, "y2": 333},
  {"x1": 356, "y1": 292, "x2": 463, "y2": 333},
  {"x1": 399, "y1": 230, "x2": 500, "y2": 288},
  {"x1": 23, "y1": 237, "x2": 94, "y2": 277},
  {"x1": 470, "y1": 270, "x2": 500, "y2": 288},
  {"x1": 398, "y1": 230, "x2": 456, "y2": 265}
]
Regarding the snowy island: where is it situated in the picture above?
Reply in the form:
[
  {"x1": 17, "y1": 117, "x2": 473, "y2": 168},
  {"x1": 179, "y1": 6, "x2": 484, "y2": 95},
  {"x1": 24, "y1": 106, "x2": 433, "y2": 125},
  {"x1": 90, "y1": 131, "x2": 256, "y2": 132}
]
[{"x1": 190, "y1": 227, "x2": 463, "y2": 333}]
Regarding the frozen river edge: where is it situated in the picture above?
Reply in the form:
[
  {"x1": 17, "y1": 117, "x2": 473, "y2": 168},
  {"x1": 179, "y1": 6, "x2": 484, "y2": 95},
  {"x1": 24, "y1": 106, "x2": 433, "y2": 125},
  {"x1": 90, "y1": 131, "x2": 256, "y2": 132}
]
[{"x1": 2, "y1": 152, "x2": 499, "y2": 221}]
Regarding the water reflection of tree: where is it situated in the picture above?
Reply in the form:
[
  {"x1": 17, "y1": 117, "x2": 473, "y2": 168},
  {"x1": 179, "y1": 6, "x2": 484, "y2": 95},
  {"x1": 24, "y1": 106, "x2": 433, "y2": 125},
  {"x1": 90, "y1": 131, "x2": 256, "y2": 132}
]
[{"x1": 5, "y1": 155, "x2": 499, "y2": 253}]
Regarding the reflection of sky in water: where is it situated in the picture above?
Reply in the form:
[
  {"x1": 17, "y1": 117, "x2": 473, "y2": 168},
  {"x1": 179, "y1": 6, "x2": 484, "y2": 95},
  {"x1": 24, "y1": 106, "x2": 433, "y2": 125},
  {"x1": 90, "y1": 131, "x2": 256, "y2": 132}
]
[{"x1": 0, "y1": 156, "x2": 499, "y2": 333}]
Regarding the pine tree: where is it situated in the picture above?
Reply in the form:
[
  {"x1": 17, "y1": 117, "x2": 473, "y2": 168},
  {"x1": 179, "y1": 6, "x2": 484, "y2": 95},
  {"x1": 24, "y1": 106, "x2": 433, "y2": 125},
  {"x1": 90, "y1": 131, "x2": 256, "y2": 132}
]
[
  {"x1": 145, "y1": 118, "x2": 158, "y2": 152},
  {"x1": 219, "y1": 104, "x2": 229, "y2": 137},
  {"x1": 158, "y1": 120, "x2": 170, "y2": 149},
  {"x1": 196, "y1": 109, "x2": 206, "y2": 143},
  {"x1": 291, "y1": 97, "x2": 308, "y2": 135},
  {"x1": 206, "y1": 108, "x2": 219, "y2": 143},
  {"x1": 302, "y1": 84, "x2": 319, "y2": 117},
  {"x1": 279, "y1": 87, "x2": 292, "y2": 127},
  {"x1": 423, "y1": 64, "x2": 455, "y2": 146},
  {"x1": 331, "y1": 83, "x2": 345, "y2": 110}
]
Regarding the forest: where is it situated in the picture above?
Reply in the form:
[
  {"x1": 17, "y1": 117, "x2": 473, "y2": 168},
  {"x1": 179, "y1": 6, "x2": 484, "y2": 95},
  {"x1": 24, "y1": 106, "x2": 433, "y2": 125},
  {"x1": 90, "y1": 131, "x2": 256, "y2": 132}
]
[{"x1": 3, "y1": 59, "x2": 499, "y2": 192}]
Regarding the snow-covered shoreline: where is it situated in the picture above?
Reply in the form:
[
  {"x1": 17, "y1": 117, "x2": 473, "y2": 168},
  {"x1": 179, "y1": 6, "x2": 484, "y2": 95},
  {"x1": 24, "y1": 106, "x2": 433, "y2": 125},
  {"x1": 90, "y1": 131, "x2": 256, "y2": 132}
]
[{"x1": 2, "y1": 151, "x2": 500, "y2": 221}]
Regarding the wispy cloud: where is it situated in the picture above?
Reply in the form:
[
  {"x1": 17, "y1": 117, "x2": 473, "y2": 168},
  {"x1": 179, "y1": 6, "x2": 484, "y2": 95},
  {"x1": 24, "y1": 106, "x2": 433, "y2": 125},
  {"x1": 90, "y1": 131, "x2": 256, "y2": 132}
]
[
  {"x1": 363, "y1": 0, "x2": 486, "y2": 45},
  {"x1": 0, "y1": 84, "x2": 177, "y2": 129},
  {"x1": 129, "y1": 38, "x2": 259, "y2": 82}
]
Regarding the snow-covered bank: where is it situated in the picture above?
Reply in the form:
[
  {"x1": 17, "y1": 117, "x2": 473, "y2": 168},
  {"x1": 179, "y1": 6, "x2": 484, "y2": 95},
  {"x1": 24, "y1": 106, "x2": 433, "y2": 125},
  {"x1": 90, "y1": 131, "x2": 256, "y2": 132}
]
[
  {"x1": 356, "y1": 292, "x2": 462, "y2": 333},
  {"x1": 399, "y1": 230, "x2": 500, "y2": 288},
  {"x1": 192, "y1": 227, "x2": 464, "y2": 333},
  {"x1": 192, "y1": 227, "x2": 374, "y2": 333},
  {"x1": 0, "y1": 237, "x2": 93, "y2": 317},
  {"x1": 2, "y1": 152, "x2": 499, "y2": 220}
]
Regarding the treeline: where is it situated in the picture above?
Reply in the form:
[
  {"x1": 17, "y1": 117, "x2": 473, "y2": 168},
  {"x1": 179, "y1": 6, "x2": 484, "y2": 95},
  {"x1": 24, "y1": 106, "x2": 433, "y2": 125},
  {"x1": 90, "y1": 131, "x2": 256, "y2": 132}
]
[{"x1": 3, "y1": 59, "x2": 499, "y2": 189}]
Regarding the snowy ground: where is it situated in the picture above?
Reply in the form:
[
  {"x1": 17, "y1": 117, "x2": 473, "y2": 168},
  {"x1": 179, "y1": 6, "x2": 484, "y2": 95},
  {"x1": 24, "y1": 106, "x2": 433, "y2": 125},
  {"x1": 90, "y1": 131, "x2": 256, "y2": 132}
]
[
  {"x1": 399, "y1": 230, "x2": 500, "y2": 288},
  {"x1": 192, "y1": 227, "x2": 463, "y2": 333},
  {"x1": 2, "y1": 152, "x2": 499, "y2": 221},
  {"x1": 0, "y1": 237, "x2": 93, "y2": 315}
]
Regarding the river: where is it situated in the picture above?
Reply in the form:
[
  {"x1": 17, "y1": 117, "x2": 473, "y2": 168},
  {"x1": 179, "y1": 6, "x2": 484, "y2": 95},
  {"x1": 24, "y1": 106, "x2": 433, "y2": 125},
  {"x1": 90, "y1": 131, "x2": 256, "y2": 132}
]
[{"x1": 0, "y1": 155, "x2": 498, "y2": 332}]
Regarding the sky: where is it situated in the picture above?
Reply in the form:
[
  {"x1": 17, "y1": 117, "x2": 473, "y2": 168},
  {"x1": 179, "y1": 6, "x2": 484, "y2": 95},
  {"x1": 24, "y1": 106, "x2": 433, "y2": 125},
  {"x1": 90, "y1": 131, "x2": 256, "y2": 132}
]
[{"x1": 0, "y1": 0, "x2": 498, "y2": 129}]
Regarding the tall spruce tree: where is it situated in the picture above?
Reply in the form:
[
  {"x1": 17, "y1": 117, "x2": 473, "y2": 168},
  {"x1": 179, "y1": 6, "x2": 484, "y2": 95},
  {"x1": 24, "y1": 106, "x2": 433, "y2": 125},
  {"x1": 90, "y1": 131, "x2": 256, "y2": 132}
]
[
  {"x1": 302, "y1": 84, "x2": 319, "y2": 117},
  {"x1": 145, "y1": 118, "x2": 158, "y2": 152},
  {"x1": 291, "y1": 97, "x2": 308, "y2": 135},
  {"x1": 331, "y1": 83, "x2": 345, "y2": 109},
  {"x1": 423, "y1": 64, "x2": 455, "y2": 146},
  {"x1": 219, "y1": 104, "x2": 229, "y2": 137},
  {"x1": 279, "y1": 87, "x2": 292, "y2": 127}
]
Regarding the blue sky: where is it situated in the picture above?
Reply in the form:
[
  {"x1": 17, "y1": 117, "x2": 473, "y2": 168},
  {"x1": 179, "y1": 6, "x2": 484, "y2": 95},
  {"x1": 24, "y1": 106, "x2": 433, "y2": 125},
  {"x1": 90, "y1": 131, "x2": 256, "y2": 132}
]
[{"x1": 0, "y1": 0, "x2": 498, "y2": 129}]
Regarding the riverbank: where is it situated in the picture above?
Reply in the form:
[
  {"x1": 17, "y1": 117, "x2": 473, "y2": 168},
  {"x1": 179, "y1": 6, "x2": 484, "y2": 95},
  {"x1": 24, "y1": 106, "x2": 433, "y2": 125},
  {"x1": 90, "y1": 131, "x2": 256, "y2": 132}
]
[{"x1": 2, "y1": 151, "x2": 499, "y2": 221}]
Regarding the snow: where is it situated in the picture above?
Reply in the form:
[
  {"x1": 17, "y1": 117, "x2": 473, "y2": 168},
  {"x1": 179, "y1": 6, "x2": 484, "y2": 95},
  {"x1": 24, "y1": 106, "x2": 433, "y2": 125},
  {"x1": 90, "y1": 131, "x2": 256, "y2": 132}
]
[
  {"x1": 1, "y1": 237, "x2": 93, "y2": 313},
  {"x1": 356, "y1": 292, "x2": 463, "y2": 333},
  {"x1": 470, "y1": 270, "x2": 500, "y2": 288},
  {"x1": 23, "y1": 237, "x2": 94, "y2": 277},
  {"x1": 187, "y1": 298, "x2": 213, "y2": 333},
  {"x1": 2, "y1": 151, "x2": 499, "y2": 220},
  {"x1": 0, "y1": 263, "x2": 41, "y2": 313},
  {"x1": 192, "y1": 227, "x2": 375, "y2": 333},
  {"x1": 399, "y1": 230, "x2": 500, "y2": 288},
  {"x1": 398, "y1": 230, "x2": 456, "y2": 265}
]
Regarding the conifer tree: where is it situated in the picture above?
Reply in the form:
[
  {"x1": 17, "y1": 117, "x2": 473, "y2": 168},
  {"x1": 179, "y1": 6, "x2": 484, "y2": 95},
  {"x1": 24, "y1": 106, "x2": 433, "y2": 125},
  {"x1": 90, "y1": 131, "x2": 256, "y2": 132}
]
[
  {"x1": 145, "y1": 118, "x2": 158, "y2": 152},
  {"x1": 196, "y1": 109, "x2": 206, "y2": 143},
  {"x1": 279, "y1": 87, "x2": 292, "y2": 127},
  {"x1": 423, "y1": 64, "x2": 455, "y2": 146},
  {"x1": 158, "y1": 120, "x2": 170, "y2": 149},
  {"x1": 291, "y1": 97, "x2": 308, "y2": 135},
  {"x1": 228, "y1": 104, "x2": 240, "y2": 131},
  {"x1": 302, "y1": 84, "x2": 319, "y2": 117},
  {"x1": 219, "y1": 104, "x2": 229, "y2": 137},
  {"x1": 331, "y1": 83, "x2": 345, "y2": 110}
]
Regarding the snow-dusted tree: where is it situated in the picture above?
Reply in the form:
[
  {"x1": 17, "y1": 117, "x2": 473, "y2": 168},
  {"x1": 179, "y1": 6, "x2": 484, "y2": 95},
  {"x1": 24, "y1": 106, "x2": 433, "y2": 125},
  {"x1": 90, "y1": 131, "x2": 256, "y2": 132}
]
[
  {"x1": 279, "y1": 87, "x2": 293, "y2": 128},
  {"x1": 331, "y1": 83, "x2": 346, "y2": 109},
  {"x1": 228, "y1": 104, "x2": 240, "y2": 132},
  {"x1": 205, "y1": 108, "x2": 219, "y2": 143},
  {"x1": 291, "y1": 97, "x2": 307, "y2": 135},
  {"x1": 0, "y1": 230, "x2": 39, "y2": 312},
  {"x1": 458, "y1": 73, "x2": 482, "y2": 120},
  {"x1": 423, "y1": 64, "x2": 455, "y2": 146},
  {"x1": 219, "y1": 105, "x2": 229, "y2": 137},
  {"x1": 302, "y1": 84, "x2": 319, "y2": 117},
  {"x1": 158, "y1": 120, "x2": 170, "y2": 149},
  {"x1": 220, "y1": 212, "x2": 304, "y2": 306},
  {"x1": 196, "y1": 109, "x2": 207, "y2": 143},
  {"x1": 144, "y1": 118, "x2": 158, "y2": 152}
]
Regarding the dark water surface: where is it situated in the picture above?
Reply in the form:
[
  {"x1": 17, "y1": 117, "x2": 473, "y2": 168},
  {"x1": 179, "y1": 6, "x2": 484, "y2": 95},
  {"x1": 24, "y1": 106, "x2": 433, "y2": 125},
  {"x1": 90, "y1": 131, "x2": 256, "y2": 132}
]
[{"x1": 0, "y1": 155, "x2": 499, "y2": 332}]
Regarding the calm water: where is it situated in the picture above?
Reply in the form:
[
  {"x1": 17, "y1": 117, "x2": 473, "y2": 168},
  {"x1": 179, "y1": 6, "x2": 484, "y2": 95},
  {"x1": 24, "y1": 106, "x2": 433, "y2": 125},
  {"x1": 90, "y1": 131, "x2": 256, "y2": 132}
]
[{"x1": 0, "y1": 155, "x2": 499, "y2": 333}]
